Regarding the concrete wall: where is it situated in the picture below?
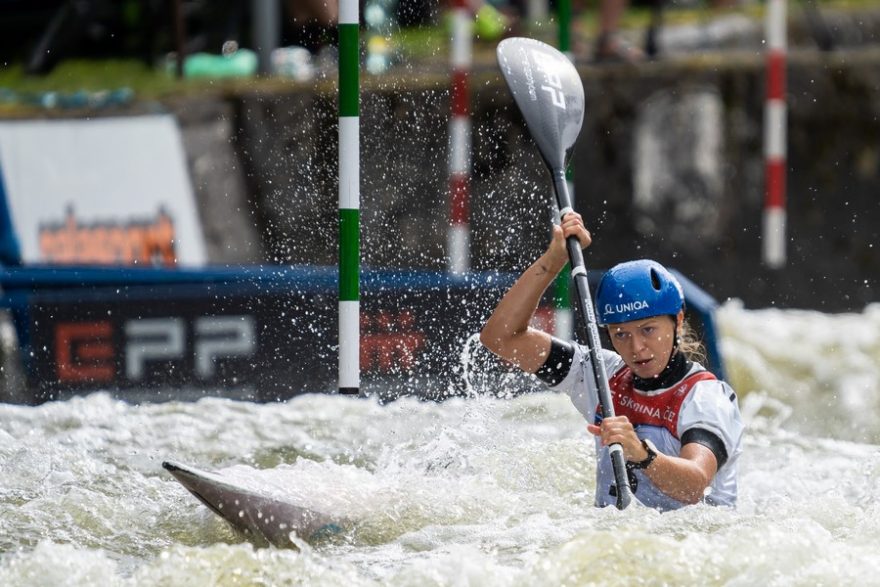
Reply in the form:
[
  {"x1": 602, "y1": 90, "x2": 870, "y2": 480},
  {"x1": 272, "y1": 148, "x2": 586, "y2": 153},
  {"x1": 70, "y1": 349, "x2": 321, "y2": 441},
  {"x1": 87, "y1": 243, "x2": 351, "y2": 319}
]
[{"x1": 171, "y1": 47, "x2": 880, "y2": 312}]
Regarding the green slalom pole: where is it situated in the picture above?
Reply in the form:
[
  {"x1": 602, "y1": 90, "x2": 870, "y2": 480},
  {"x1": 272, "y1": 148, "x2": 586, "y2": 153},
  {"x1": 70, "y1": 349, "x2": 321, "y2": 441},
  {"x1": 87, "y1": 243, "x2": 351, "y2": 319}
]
[
  {"x1": 339, "y1": 0, "x2": 360, "y2": 395},
  {"x1": 558, "y1": 0, "x2": 572, "y2": 56},
  {"x1": 554, "y1": 0, "x2": 575, "y2": 340}
]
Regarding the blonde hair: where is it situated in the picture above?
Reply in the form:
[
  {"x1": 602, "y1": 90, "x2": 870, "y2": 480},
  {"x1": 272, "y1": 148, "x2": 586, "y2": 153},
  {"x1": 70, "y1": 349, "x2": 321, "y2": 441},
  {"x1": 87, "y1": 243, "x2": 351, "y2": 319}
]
[{"x1": 677, "y1": 317, "x2": 707, "y2": 365}]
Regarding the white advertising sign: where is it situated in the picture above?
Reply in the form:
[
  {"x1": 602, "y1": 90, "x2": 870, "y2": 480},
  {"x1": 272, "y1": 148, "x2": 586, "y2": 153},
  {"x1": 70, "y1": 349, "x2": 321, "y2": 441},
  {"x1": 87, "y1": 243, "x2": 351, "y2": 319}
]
[{"x1": 0, "y1": 115, "x2": 207, "y2": 266}]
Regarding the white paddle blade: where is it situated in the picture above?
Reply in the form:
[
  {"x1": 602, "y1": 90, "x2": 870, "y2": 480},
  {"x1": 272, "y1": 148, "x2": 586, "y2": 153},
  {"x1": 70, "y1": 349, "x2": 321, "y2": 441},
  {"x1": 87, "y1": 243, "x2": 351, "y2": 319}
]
[{"x1": 496, "y1": 37, "x2": 585, "y2": 171}]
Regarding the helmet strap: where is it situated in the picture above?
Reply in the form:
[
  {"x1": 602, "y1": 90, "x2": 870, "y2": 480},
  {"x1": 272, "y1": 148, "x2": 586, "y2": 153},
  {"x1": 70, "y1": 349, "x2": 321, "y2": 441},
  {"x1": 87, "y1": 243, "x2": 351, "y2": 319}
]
[
  {"x1": 671, "y1": 315, "x2": 681, "y2": 352},
  {"x1": 667, "y1": 316, "x2": 684, "y2": 374}
]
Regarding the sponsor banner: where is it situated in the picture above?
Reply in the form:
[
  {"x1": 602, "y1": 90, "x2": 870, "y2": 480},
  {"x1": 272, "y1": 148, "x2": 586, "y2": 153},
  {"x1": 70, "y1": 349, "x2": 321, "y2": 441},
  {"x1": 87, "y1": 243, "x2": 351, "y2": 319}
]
[
  {"x1": 21, "y1": 276, "x2": 511, "y2": 402},
  {"x1": 0, "y1": 116, "x2": 206, "y2": 266},
  {"x1": 1, "y1": 267, "x2": 724, "y2": 403},
  {"x1": 28, "y1": 286, "x2": 334, "y2": 401}
]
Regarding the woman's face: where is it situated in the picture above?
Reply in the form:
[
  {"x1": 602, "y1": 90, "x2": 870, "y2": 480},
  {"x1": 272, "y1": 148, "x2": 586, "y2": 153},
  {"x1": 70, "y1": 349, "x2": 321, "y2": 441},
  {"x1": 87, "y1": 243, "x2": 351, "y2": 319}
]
[{"x1": 607, "y1": 314, "x2": 679, "y2": 379}]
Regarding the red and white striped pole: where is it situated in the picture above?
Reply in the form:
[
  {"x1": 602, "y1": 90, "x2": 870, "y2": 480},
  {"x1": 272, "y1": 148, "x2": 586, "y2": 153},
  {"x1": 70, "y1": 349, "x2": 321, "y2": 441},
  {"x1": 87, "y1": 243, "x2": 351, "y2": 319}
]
[
  {"x1": 447, "y1": 0, "x2": 472, "y2": 274},
  {"x1": 763, "y1": 0, "x2": 787, "y2": 268}
]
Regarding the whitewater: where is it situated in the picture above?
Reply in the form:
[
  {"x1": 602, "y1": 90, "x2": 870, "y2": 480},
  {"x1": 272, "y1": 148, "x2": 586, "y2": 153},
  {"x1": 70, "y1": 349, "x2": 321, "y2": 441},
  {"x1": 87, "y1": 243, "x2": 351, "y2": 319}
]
[{"x1": 2, "y1": 300, "x2": 880, "y2": 586}]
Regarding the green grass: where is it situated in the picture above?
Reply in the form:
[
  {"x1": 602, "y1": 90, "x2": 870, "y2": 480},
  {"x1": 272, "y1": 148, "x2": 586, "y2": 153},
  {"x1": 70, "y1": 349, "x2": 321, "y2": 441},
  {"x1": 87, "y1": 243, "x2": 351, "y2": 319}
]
[
  {"x1": 395, "y1": 27, "x2": 449, "y2": 60},
  {"x1": 0, "y1": 56, "x2": 280, "y2": 115},
  {"x1": 0, "y1": 0, "x2": 874, "y2": 108},
  {"x1": 0, "y1": 59, "x2": 176, "y2": 95}
]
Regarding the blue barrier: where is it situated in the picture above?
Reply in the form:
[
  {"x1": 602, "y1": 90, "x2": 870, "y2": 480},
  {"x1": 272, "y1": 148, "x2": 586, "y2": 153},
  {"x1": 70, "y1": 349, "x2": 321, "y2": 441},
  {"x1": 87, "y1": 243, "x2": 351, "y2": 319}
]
[
  {"x1": 671, "y1": 269, "x2": 727, "y2": 381},
  {"x1": 0, "y1": 264, "x2": 725, "y2": 403}
]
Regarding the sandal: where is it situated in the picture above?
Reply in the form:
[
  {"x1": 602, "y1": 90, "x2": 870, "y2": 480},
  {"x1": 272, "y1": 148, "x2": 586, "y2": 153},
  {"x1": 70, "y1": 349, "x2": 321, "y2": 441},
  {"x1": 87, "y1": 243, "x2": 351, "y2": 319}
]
[{"x1": 593, "y1": 32, "x2": 646, "y2": 64}]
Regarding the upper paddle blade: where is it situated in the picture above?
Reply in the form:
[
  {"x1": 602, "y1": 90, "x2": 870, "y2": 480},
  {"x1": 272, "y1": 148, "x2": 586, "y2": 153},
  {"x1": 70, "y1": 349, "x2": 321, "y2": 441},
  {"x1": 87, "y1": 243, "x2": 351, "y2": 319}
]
[{"x1": 496, "y1": 37, "x2": 585, "y2": 171}]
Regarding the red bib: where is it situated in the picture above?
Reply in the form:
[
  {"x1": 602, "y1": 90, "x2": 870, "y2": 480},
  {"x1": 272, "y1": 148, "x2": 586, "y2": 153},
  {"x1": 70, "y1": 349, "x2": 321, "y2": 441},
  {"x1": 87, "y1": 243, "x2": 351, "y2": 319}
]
[{"x1": 596, "y1": 367, "x2": 717, "y2": 439}]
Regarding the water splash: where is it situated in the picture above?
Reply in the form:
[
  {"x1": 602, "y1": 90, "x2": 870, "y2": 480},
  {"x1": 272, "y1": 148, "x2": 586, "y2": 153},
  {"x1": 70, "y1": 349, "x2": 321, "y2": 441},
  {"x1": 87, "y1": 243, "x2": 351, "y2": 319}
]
[
  {"x1": 457, "y1": 331, "x2": 538, "y2": 399},
  {"x1": 3, "y1": 303, "x2": 880, "y2": 585}
]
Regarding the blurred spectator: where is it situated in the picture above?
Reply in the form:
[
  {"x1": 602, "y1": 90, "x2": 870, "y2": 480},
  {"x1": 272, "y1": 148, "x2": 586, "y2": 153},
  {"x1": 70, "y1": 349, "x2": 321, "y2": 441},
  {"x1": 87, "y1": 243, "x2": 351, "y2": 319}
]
[
  {"x1": 474, "y1": 2, "x2": 514, "y2": 41},
  {"x1": 286, "y1": 0, "x2": 338, "y2": 53},
  {"x1": 594, "y1": 0, "x2": 646, "y2": 62},
  {"x1": 445, "y1": 0, "x2": 519, "y2": 41},
  {"x1": 594, "y1": 0, "x2": 740, "y2": 63}
]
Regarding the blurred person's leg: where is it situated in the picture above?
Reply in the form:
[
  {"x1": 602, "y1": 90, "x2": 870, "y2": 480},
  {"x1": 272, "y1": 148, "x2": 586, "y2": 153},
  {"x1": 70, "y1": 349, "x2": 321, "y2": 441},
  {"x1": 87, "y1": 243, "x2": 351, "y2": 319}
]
[
  {"x1": 286, "y1": 0, "x2": 339, "y2": 53},
  {"x1": 594, "y1": 0, "x2": 644, "y2": 62}
]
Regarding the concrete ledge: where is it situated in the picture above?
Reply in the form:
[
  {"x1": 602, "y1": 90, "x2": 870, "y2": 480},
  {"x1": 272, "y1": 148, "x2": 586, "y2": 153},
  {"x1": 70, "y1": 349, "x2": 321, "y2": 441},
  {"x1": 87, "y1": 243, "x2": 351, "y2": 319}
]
[{"x1": 163, "y1": 44, "x2": 879, "y2": 311}]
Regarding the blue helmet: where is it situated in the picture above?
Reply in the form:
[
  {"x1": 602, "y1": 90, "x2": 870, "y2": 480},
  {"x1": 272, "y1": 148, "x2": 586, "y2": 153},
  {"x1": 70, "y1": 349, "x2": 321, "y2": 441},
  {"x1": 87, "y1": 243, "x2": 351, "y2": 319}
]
[{"x1": 595, "y1": 259, "x2": 685, "y2": 325}]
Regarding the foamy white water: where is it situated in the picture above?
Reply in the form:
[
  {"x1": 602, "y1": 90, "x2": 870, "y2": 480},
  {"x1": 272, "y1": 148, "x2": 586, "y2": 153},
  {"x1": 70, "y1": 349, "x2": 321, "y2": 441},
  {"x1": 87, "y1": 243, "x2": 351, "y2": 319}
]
[
  {"x1": 719, "y1": 300, "x2": 880, "y2": 444},
  {"x1": 2, "y1": 301, "x2": 880, "y2": 586}
]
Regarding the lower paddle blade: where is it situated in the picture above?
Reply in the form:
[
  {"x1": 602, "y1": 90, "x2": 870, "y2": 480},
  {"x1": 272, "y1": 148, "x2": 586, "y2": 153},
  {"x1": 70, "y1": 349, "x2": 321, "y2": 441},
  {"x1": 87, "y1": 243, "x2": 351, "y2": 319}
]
[{"x1": 496, "y1": 37, "x2": 585, "y2": 171}]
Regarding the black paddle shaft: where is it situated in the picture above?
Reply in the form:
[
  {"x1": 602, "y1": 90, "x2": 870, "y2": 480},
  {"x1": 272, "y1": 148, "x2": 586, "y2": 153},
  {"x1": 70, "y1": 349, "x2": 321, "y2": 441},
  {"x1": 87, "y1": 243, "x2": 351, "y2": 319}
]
[
  {"x1": 552, "y1": 169, "x2": 633, "y2": 510},
  {"x1": 497, "y1": 37, "x2": 633, "y2": 509}
]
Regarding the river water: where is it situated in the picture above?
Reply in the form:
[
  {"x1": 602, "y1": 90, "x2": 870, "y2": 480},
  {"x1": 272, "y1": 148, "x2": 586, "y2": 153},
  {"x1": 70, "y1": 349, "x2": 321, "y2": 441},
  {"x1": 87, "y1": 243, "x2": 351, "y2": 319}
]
[{"x1": 2, "y1": 300, "x2": 880, "y2": 586}]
